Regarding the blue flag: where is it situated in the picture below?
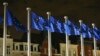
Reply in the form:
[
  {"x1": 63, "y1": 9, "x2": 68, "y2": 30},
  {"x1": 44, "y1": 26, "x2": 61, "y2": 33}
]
[
  {"x1": 6, "y1": 9, "x2": 14, "y2": 26},
  {"x1": 92, "y1": 27, "x2": 100, "y2": 40},
  {"x1": 64, "y1": 20, "x2": 80, "y2": 35},
  {"x1": 73, "y1": 25, "x2": 80, "y2": 35},
  {"x1": 6, "y1": 9, "x2": 27, "y2": 32},
  {"x1": 31, "y1": 12, "x2": 43, "y2": 31},
  {"x1": 48, "y1": 16, "x2": 56, "y2": 32},
  {"x1": 0, "y1": 16, "x2": 2, "y2": 24},
  {"x1": 49, "y1": 16, "x2": 64, "y2": 33},
  {"x1": 80, "y1": 23, "x2": 92, "y2": 38},
  {"x1": 56, "y1": 20, "x2": 64, "y2": 33},
  {"x1": 13, "y1": 18, "x2": 27, "y2": 32}
]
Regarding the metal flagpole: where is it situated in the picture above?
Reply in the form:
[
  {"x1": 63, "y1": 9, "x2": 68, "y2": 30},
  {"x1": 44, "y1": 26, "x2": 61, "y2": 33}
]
[
  {"x1": 92, "y1": 23, "x2": 97, "y2": 56},
  {"x1": 79, "y1": 20, "x2": 85, "y2": 56},
  {"x1": 26, "y1": 7, "x2": 31, "y2": 56},
  {"x1": 64, "y1": 16, "x2": 69, "y2": 56},
  {"x1": 3, "y1": 2, "x2": 8, "y2": 56},
  {"x1": 47, "y1": 12, "x2": 52, "y2": 56}
]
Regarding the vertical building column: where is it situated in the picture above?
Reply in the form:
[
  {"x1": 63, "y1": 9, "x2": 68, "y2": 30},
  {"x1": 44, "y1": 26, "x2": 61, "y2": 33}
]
[
  {"x1": 15, "y1": 44, "x2": 17, "y2": 51},
  {"x1": 24, "y1": 44, "x2": 27, "y2": 51},
  {"x1": 36, "y1": 45, "x2": 38, "y2": 52},
  {"x1": 23, "y1": 44, "x2": 25, "y2": 51},
  {"x1": 15, "y1": 43, "x2": 19, "y2": 51},
  {"x1": 18, "y1": 43, "x2": 20, "y2": 51}
]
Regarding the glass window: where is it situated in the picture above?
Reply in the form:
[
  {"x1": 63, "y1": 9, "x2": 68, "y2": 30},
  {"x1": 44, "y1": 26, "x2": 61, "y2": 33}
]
[
  {"x1": 16, "y1": 45, "x2": 18, "y2": 50},
  {"x1": 20, "y1": 45, "x2": 23, "y2": 51},
  {"x1": 13, "y1": 43, "x2": 15, "y2": 50},
  {"x1": 7, "y1": 46, "x2": 10, "y2": 55},
  {"x1": 31, "y1": 45, "x2": 33, "y2": 51},
  {"x1": 34, "y1": 47, "x2": 36, "y2": 51},
  {"x1": 25, "y1": 45, "x2": 27, "y2": 51}
]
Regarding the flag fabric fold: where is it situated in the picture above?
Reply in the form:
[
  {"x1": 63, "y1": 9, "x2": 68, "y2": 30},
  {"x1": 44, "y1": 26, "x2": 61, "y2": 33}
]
[
  {"x1": 64, "y1": 20, "x2": 80, "y2": 35},
  {"x1": 56, "y1": 20, "x2": 65, "y2": 33},
  {"x1": 49, "y1": 16, "x2": 61, "y2": 32},
  {"x1": 6, "y1": 9, "x2": 27, "y2": 32},
  {"x1": 6, "y1": 9, "x2": 14, "y2": 26},
  {"x1": 31, "y1": 12, "x2": 43, "y2": 31},
  {"x1": 5, "y1": 9, "x2": 100, "y2": 39},
  {"x1": 92, "y1": 27, "x2": 100, "y2": 40},
  {"x1": 0, "y1": 16, "x2": 2, "y2": 24},
  {"x1": 80, "y1": 23, "x2": 92, "y2": 38}
]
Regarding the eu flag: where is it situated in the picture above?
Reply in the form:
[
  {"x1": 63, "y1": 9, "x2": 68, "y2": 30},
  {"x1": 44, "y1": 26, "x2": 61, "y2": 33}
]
[
  {"x1": 6, "y1": 9, "x2": 27, "y2": 32},
  {"x1": 56, "y1": 20, "x2": 64, "y2": 33},
  {"x1": 73, "y1": 25, "x2": 80, "y2": 35},
  {"x1": 0, "y1": 16, "x2": 2, "y2": 24},
  {"x1": 31, "y1": 12, "x2": 43, "y2": 31},
  {"x1": 48, "y1": 16, "x2": 56, "y2": 32},
  {"x1": 64, "y1": 20, "x2": 80, "y2": 35},
  {"x1": 49, "y1": 16, "x2": 63, "y2": 33},
  {"x1": 92, "y1": 27, "x2": 100, "y2": 40},
  {"x1": 12, "y1": 18, "x2": 27, "y2": 32},
  {"x1": 64, "y1": 22, "x2": 71, "y2": 35},
  {"x1": 80, "y1": 23, "x2": 92, "y2": 38},
  {"x1": 6, "y1": 9, "x2": 13, "y2": 26}
]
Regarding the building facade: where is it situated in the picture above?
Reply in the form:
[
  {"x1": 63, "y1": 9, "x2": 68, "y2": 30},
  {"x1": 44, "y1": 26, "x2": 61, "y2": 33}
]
[
  {"x1": 0, "y1": 38, "x2": 13, "y2": 56},
  {"x1": 0, "y1": 37, "x2": 100, "y2": 56},
  {"x1": 60, "y1": 43, "x2": 78, "y2": 56},
  {"x1": 12, "y1": 42, "x2": 40, "y2": 56},
  {"x1": 0, "y1": 37, "x2": 40, "y2": 56}
]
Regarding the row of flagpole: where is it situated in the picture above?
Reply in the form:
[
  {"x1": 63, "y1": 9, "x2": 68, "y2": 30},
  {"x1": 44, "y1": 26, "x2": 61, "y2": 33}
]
[{"x1": 2, "y1": 2, "x2": 98, "y2": 56}]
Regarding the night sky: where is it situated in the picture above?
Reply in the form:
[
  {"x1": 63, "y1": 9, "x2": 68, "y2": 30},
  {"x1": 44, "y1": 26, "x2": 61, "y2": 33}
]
[{"x1": 0, "y1": 0, "x2": 100, "y2": 39}]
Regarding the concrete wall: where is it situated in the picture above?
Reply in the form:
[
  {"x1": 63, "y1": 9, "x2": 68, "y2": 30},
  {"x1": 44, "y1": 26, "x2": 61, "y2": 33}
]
[
  {"x1": 0, "y1": 38, "x2": 13, "y2": 56},
  {"x1": 93, "y1": 50, "x2": 100, "y2": 56},
  {"x1": 60, "y1": 43, "x2": 78, "y2": 56},
  {"x1": 12, "y1": 42, "x2": 40, "y2": 56},
  {"x1": 0, "y1": 38, "x2": 40, "y2": 56},
  {"x1": 12, "y1": 51, "x2": 40, "y2": 56}
]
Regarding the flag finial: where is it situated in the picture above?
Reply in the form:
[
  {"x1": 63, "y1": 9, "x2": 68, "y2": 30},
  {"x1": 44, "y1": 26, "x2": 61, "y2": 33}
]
[
  {"x1": 64, "y1": 16, "x2": 68, "y2": 19},
  {"x1": 79, "y1": 20, "x2": 82, "y2": 23},
  {"x1": 92, "y1": 23, "x2": 95, "y2": 28},
  {"x1": 3, "y1": 2, "x2": 8, "y2": 6},
  {"x1": 26, "y1": 7, "x2": 31, "y2": 11},
  {"x1": 64, "y1": 16, "x2": 68, "y2": 22},
  {"x1": 79, "y1": 20, "x2": 82, "y2": 25},
  {"x1": 46, "y1": 12, "x2": 51, "y2": 15}
]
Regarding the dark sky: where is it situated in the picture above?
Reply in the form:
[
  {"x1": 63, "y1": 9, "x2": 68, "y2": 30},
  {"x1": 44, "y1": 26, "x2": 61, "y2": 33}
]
[{"x1": 0, "y1": 0, "x2": 100, "y2": 39}]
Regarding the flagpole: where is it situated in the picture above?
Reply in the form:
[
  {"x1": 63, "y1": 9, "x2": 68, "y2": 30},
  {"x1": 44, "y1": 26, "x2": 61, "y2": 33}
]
[
  {"x1": 92, "y1": 23, "x2": 97, "y2": 56},
  {"x1": 79, "y1": 20, "x2": 85, "y2": 56},
  {"x1": 46, "y1": 12, "x2": 52, "y2": 56},
  {"x1": 26, "y1": 7, "x2": 31, "y2": 56},
  {"x1": 3, "y1": 2, "x2": 8, "y2": 56},
  {"x1": 64, "y1": 16, "x2": 69, "y2": 56}
]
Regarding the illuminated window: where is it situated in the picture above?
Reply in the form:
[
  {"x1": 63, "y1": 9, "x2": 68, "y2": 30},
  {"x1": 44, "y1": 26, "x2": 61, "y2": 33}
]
[{"x1": 7, "y1": 46, "x2": 10, "y2": 55}]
